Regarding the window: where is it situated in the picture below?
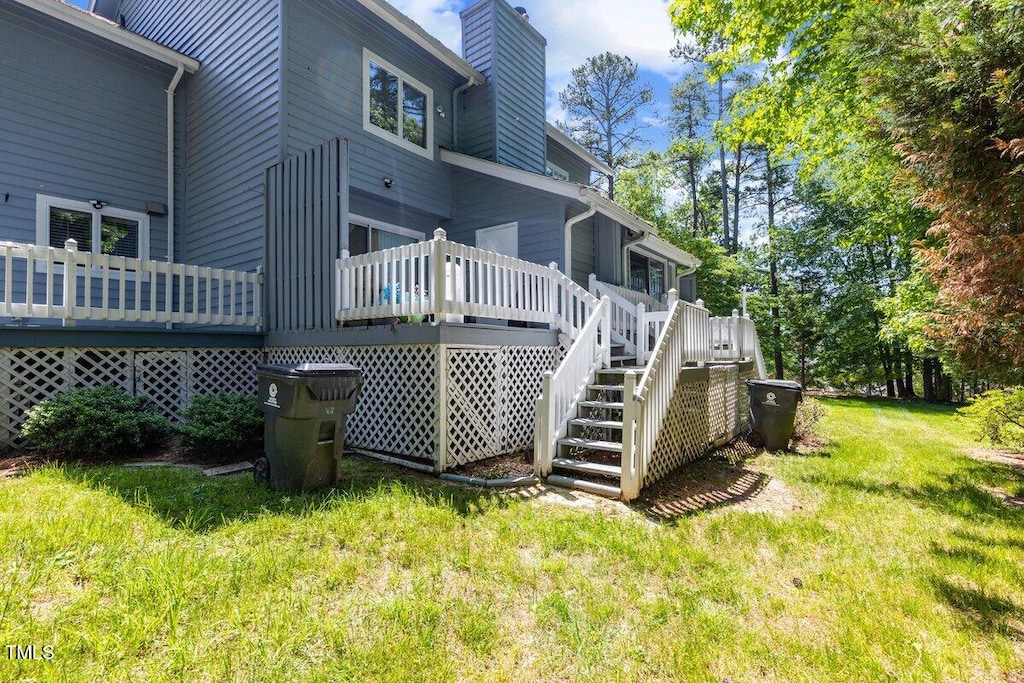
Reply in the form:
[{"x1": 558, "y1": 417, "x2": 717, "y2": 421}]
[
  {"x1": 363, "y1": 49, "x2": 433, "y2": 159},
  {"x1": 346, "y1": 214, "x2": 424, "y2": 256},
  {"x1": 545, "y1": 161, "x2": 569, "y2": 181},
  {"x1": 36, "y1": 195, "x2": 149, "y2": 260},
  {"x1": 629, "y1": 251, "x2": 666, "y2": 302}
]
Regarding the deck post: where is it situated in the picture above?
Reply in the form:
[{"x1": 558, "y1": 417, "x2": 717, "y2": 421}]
[
  {"x1": 537, "y1": 371, "x2": 554, "y2": 476},
  {"x1": 620, "y1": 370, "x2": 638, "y2": 500},
  {"x1": 436, "y1": 344, "x2": 449, "y2": 473},
  {"x1": 733, "y1": 309, "x2": 741, "y2": 360},
  {"x1": 600, "y1": 296, "x2": 611, "y2": 368},
  {"x1": 548, "y1": 262, "x2": 559, "y2": 330},
  {"x1": 431, "y1": 229, "x2": 447, "y2": 319},
  {"x1": 62, "y1": 239, "x2": 77, "y2": 327},
  {"x1": 636, "y1": 303, "x2": 646, "y2": 363}
]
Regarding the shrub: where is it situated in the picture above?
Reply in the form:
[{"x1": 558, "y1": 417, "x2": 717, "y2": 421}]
[
  {"x1": 20, "y1": 385, "x2": 171, "y2": 459},
  {"x1": 793, "y1": 396, "x2": 824, "y2": 442},
  {"x1": 179, "y1": 394, "x2": 263, "y2": 459},
  {"x1": 957, "y1": 387, "x2": 1024, "y2": 449}
]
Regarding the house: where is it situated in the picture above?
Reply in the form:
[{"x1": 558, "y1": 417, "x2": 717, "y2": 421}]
[{"x1": 0, "y1": 0, "x2": 764, "y2": 499}]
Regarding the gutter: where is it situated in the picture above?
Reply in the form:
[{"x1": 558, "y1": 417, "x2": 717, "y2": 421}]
[
  {"x1": 14, "y1": 0, "x2": 199, "y2": 73},
  {"x1": 166, "y1": 65, "x2": 185, "y2": 265}
]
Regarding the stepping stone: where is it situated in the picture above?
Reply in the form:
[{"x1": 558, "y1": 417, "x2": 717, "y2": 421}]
[{"x1": 202, "y1": 462, "x2": 254, "y2": 477}]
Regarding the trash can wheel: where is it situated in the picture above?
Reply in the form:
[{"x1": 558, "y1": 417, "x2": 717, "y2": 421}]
[{"x1": 253, "y1": 456, "x2": 270, "y2": 485}]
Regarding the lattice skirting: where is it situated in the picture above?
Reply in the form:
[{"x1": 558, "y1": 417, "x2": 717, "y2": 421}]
[
  {"x1": 268, "y1": 344, "x2": 560, "y2": 470},
  {"x1": 267, "y1": 345, "x2": 440, "y2": 463},
  {"x1": 642, "y1": 363, "x2": 755, "y2": 491},
  {"x1": 444, "y1": 345, "x2": 560, "y2": 469},
  {"x1": 0, "y1": 347, "x2": 263, "y2": 448}
]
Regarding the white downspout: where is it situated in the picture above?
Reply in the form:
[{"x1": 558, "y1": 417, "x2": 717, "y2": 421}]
[
  {"x1": 564, "y1": 190, "x2": 597, "y2": 279},
  {"x1": 451, "y1": 76, "x2": 479, "y2": 153},
  {"x1": 166, "y1": 64, "x2": 185, "y2": 264}
]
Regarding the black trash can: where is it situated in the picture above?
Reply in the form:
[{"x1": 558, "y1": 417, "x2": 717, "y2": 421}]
[
  {"x1": 255, "y1": 363, "x2": 362, "y2": 491},
  {"x1": 746, "y1": 379, "x2": 803, "y2": 451}
]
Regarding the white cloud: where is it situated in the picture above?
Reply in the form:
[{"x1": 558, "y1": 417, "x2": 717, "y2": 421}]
[{"x1": 388, "y1": 0, "x2": 684, "y2": 82}]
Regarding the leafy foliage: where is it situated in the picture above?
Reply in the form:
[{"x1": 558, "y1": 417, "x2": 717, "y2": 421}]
[
  {"x1": 958, "y1": 387, "x2": 1024, "y2": 449},
  {"x1": 20, "y1": 386, "x2": 171, "y2": 459},
  {"x1": 179, "y1": 394, "x2": 263, "y2": 459}
]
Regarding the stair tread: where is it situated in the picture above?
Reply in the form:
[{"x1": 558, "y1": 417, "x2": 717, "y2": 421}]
[
  {"x1": 546, "y1": 474, "x2": 621, "y2": 498},
  {"x1": 552, "y1": 457, "x2": 622, "y2": 477},
  {"x1": 570, "y1": 417, "x2": 624, "y2": 429},
  {"x1": 589, "y1": 384, "x2": 625, "y2": 391},
  {"x1": 597, "y1": 367, "x2": 646, "y2": 374},
  {"x1": 578, "y1": 400, "x2": 624, "y2": 409},
  {"x1": 557, "y1": 437, "x2": 623, "y2": 453}
]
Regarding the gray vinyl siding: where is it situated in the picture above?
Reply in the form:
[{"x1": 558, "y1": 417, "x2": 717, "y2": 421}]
[
  {"x1": 350, "y1": 192, "x2": 442, "y2": 238},
  {"x1": 593, "y1": 214, "x2": 622, "y2": 284},
  {"x1": 460, "y1": 0, "x2": 546, "y2": 174},
  {"x1": 120, "y1": 0, "x2": 281, "y2": 271},
  {"x1": 447, "y1": 169, "x2": 564, "y2": 268},
  {"x1": 285, "y1": 0, "x2": 463, "y2": 221},
  {"x1": 459, "y1": 1, "x2": 496, "y2": 160},
  {"x1": 492, "y1": 1, "x2": 546, "y2": 174},
  {"x1": 546, "y1": 140, "x2": 593, "y2": 185},
  {"x1": 0, "y1": 3, "x2": 172, "y2": 258},
  {"x1": 571, "y1": 217, "x2": 596, "y2": 286}
]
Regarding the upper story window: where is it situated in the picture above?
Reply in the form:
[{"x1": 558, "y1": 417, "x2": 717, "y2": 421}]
[
  {"x1": 363, "y1": 49, "x2": 433, "y2": 160},
  {"x1": 36, "y1": 195, "x2": 149, "y2": 260},
  {"x1": 546, "y1": 161, "x2": 570, "y2": 181}
]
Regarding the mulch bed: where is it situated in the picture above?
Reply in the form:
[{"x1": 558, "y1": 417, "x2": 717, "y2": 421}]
[{"x1": 453, "y1": 450, "x2": 535, "y2": 479}]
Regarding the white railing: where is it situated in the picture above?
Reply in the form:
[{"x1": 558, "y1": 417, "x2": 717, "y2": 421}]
[
  {"x1": 534, "y1": 295, "x2": 610, "y2": 477},
  {"x1": 636, "y1": 295, "x2": 713, "y2": 364},
  {"x1": 589, "y1": 275, "x2": 642, "y2": 355},
  {"x1": 618, "y1": 296, "x2": 762, "y2": 500},
  {"x1": 0, "y1": 239, "x2": 261, "y2": 327},
  {"x1": 591, "y1": 278, "x2": 666, "y2": 312},
  {"x1": 335, "y1": 228, "x2": 599, "y2": 340},
  {"x1": 710, "y1": 310, "x2": 764, "y2": 376}
]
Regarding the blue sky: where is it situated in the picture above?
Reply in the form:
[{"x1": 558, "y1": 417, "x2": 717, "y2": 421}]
[{"x1": 68, "y1": 0, "x2": 686, "y2": 152}]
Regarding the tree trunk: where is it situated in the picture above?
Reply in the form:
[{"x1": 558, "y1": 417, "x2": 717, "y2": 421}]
[
  {"x1": 718, "y1": 78, "x2": 730, "y2": 249},
  {"x1": 731, "y1": 142, "x2": 743, "y2": 253},
  {"x1": 922, "y1": 357, "x2": 936, "y2": 402},
  {"x1": 895, "y1": 354, "x2": 907, "y2": 398},
  {"x1": 766, "y1": 154, "x2": 783, "y2": 379},
  {"x1": 904, "y1": 351, "x2": 916, "y2": 398}
]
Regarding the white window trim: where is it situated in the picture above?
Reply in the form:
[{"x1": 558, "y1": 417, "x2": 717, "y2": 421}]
[
  {"x1": 35, "y1": 194, "x2": 150, "y2": 260},
  {"x1": 362, "y1": 48, "x2": 434, "y2": 160}
]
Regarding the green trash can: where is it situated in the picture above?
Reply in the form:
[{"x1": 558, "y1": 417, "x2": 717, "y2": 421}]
[
  {"x1": 255, "y1": 363, "x2": 362, "y2": 491},
  {"x1": 746, "y1": 379, "x2": 803, "y2": 451}
]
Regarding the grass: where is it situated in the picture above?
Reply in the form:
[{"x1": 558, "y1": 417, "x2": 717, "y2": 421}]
[{"x1": 0, "y1": 398, "x2": 1022, "y2": 681}]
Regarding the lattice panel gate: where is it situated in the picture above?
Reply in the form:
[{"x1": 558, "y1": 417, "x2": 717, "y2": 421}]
[
  {"x1": 268, "y1": 345, "x2": 440, "y2": 462},
  {"x1": 0, "y1": 347, "x2": 263, "y2": 446},
  {"x1": 444, "y1": 345, "x2": 560, "y2": 469}
]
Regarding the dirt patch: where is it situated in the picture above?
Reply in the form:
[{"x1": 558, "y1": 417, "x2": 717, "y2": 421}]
[
  {"x1": 0, "y1": 453, "x2": 47, "y2": 479},
  {"x1": 453, "y1": 451, "x2": 535, "y2": 479},
  {"x1": 979, "y1": 485, "x2": 1024, "y2": 509},
  {"x1": 633, "y1": 451, "x2": 801, "y2": 520},
  {"x1": 968, "y1": 447, "x2": 1024, "y2": 473}
]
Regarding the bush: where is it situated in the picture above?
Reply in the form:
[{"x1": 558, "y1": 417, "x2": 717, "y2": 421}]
[
  {"x1": 793, "y1": 396, "x2": 824, "y2": 442},
  {"x1": 20, "y1": 385, "x2": 171, "y2": 459},
  {"x1": 957, "y1": 387, "x2": 1024, "y2": 449},
  {"x1": 179, "y1": 394, "x2": 263, "y2": 459}
]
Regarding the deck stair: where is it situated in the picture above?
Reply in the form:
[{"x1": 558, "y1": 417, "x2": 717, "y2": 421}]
[{"x1": 548, "y1": 366, "x2": 644, "y2": 498}]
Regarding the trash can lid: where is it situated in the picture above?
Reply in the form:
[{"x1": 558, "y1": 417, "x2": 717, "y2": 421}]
[
  {"x1": 257, "y1": 362, "x2": 361, "y2": 378},
  {"x1": 746, "y1": 379, "x2": 803, "y2": 390}
]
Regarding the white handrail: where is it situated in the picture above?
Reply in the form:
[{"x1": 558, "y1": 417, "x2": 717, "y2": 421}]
[
  {"x1": 0, "y1": 239, "x2": 261, "y2": 327},
  {"x1": 534, "y1": 295, "x2": 610, "y2": 477},
  {"x1": 591, "y1": 278, "x2": 666, "y2": 312},
  {"x1": 589, "y1": 274, "x2": 642, "y2": 355},
  {"x1": 620, "y1": 295, "x2": 713, "y2": 498},
  {"x1": 335, "y1": 229, "x2": 600, "y2": 340}
]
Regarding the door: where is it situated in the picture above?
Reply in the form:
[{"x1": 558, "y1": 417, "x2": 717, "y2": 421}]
[{"x1": 475, "y1": 223, "x2": 519, "y2": 326}]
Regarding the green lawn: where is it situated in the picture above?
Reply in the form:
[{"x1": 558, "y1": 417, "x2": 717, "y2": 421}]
[{"x1": 1, "y1": 399, "x2": 1022, "y2": 682}]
